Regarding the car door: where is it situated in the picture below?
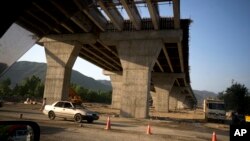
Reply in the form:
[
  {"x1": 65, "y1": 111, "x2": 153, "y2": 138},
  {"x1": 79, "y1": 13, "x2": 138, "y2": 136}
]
[
  {"x1": 62, "y1": 102, "x2": 75, "y2": 118},
  {"x1": 53, "y1": 102, "x2": 65, "y2": 117}
]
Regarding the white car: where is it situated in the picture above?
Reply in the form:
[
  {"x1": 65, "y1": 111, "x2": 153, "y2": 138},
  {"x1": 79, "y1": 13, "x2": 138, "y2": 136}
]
[{"x1": 43, "y1": 101, "x2": 99, "y2": 123}]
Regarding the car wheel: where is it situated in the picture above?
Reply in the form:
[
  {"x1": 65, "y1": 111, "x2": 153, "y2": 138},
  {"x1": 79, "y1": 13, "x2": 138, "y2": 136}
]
[
  {"x1": 87, "y1": 119, "x2": 94, "y2": 123},
  {"x1": 74, "y1": 114, "x2": 82, "y2": 123},
  {"x1": 48, "y1": 111, "x2": 55, "y2": 120}
]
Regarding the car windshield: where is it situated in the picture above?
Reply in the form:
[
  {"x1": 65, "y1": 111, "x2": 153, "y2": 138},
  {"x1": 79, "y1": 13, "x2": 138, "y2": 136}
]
[{"x1": 73, "y1": 103, "x2": 85, "y2": 109}]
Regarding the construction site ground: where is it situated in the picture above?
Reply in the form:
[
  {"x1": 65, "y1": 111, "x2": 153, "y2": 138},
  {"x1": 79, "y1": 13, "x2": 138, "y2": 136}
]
[{"x1": 0, "y1": 102, "x2": 229, "y2": 141}]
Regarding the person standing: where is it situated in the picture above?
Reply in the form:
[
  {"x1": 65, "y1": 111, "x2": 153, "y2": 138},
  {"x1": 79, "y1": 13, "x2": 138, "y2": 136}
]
[{"x1": 40, "y1": 98, "x2": 46, "y2": 111}]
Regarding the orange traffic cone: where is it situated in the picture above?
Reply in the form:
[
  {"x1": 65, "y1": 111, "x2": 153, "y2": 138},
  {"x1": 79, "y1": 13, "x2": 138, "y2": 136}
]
[
  {"x1": 105, "y1": 116, "x2": 111, "y2": 130},
  {"x1": 212, "y1": 131, "x2": 217, "y2": 141},
  {"x1": 146, "y1": 124, "x2": 152, "y2": 135}
]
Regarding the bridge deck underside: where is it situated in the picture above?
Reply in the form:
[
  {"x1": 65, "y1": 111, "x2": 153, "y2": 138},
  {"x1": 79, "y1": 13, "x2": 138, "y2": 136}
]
[{"x1": 9, "y1": 0, "x2": 195, "y2": 102}]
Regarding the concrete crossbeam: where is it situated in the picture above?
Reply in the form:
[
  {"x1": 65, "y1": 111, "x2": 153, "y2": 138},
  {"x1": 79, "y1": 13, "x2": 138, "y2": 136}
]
[
  {"x1": 81, "y1": 45, "x2": 120, "y2": 70},
  {"x1": 79, "y1": 51, "x2": 113, "y2": 70},
  {"x1": 100, "y1": 30, "x2": 183, "y2": 45},
  {"x1": 39, "y1": 30, "x2": 182, "y2": 45},
  {"x1": 26, "y1": 10, "x2": 61, "y2": 34},
  {"x1": 146, "y1": 0, "x2": 159, "y2": 30},
  {"x1": 71, "y1": 11, "x2": 93, "y2": 32},
  {"x1": 82, "y1": 8, "x2": 107, "y2": 31},
  {"x1": 173, "y1": 0, "x2": 180, "y2": 29},
  {"x1": 163, "y1": 46, "x2": 174, "y2": 72},
  {"x1": 39, "y1": 33, "x2": 97, "y2": 44},
  {"x1": 43, "y1": 41, "x2": 81, "y2": 104},
  {"x1": 51, "y1": 1, "x2": 92, "y2": 33},
  {"x1": 32, "y1": 2, "x2": 76, "y2": 33},
  {"x1": 97, "y1": 40, "x2": 119, "y2": 58},
  {"x1": 177, "y1": 42, "x2": 184, "y2": 72},
  {"x1": 97, "y1": 0, "x2": 124, "y2": 31},
  {"x1": 89, "y1": 44, "x2": 121, "y2": 67},
  {"x1": 74, "y1": 0, "x2": 107, "y2": 31},
  {"x1": 120, "y1": 0, "x2": 141, "y2": 30},
  {"x1": 117, "y1": 40, "x2": 163, "y2": 118},
  {"x1": 155, "y1": 60, "x2": 164, "y2": 72}
]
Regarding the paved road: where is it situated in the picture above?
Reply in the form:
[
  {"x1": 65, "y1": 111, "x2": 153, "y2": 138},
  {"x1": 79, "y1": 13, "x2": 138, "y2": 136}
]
[{"x1": 0, "y1": 103, "x2": 229, "y2": 141}]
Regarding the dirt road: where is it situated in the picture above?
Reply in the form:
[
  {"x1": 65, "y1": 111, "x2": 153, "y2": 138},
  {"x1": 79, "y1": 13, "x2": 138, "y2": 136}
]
[{"x1": 0, "y1": 102, "x2": 229, "y2": 141}]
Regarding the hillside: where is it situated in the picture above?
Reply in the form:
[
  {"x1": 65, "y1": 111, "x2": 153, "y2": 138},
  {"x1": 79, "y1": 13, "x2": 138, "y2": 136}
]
[
  {"x1": 0, "y1": 61, "x2": 112, "y2": 92},
  {"x1": 0, "y1": 61, "x2": 218, "y2": 106},
  {"x1": 193, "y1": 90, "x2": 217, "y2": 107}
]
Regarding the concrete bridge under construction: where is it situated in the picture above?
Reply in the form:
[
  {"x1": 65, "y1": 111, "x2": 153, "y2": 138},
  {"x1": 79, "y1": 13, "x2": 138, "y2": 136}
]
[{"x1": 1, "y1": 0, "x2": 196, "y2": 118}]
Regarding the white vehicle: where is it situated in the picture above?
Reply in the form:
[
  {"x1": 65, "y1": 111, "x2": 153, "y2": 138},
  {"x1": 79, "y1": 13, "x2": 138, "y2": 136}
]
[
  {"x1": 43, "y1": 101, "x2": 99, "y2": 123},
  {"x1": 204, "y1": 99, "x2": 226, "y2": 121}
]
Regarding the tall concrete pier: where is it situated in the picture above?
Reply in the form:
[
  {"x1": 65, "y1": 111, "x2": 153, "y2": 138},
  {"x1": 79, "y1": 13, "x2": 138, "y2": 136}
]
[
  {"x1": 152, "y1": 73, "x2": 184, "y2": 112},
  {"x1": 43, "y1": 41, "x2": 81, "y2": 104},
  {"x1": 169, "y1": 86, "x2": 182, "y2": 111},
  {"x1": 104, "y1": 71, "x2": 123, "y2": 109},
  {"x1": 117, "y1": 40, "x2": 162, "y2": 118}
]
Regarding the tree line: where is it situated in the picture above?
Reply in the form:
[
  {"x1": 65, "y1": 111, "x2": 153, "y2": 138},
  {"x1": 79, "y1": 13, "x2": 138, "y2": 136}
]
[
  {"x1": 0, "y1": 75, "x2": 44, "y2": 102},
  {"x1": 71, "y1": 83, "x2": 111, "y2": 104},
  {"x1": 217, "y1": 81, "x2": 250, "y2": 114},
  {"x1": 0, "y1": 75, "x2": 112, "y2": 104}
]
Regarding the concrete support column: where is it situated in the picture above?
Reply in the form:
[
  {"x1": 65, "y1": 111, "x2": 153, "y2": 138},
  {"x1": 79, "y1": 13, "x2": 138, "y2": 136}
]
[
  {"x1": 152, "y1": 73, "x2": 176, "y2": 112},
  {"x1": 150, "y1": 91, "x2": 156, "y2": 108},
  {"x1": 177, "y1": 94, "x2": 187, "y2": 109},
  {"x1": 43, "y1": 41, "x2": 81, "y2": 104},
  {"x1": 103, "y1": 70, "x2": 123, "y2": 109},
  {"x1": 117, "y1": 40, "x2": 162, "y2": 118},
  {"x1": 169, "y1": 87, "x2": 181, "y2": 111},
  {"x1": 183, "y1": 97, "x2": 192, "y2": 108}
]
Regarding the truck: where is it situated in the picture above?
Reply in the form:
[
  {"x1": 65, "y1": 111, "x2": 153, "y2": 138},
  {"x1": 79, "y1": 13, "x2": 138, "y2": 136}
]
[{"x1": 204, "y1": 99, "x2": 226, "y2": 122}]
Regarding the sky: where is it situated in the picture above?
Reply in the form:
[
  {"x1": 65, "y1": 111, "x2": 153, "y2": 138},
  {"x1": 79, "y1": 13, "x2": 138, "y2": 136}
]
[{"x1": 18, "y1": 0, "x2": 250, "y2": 93}]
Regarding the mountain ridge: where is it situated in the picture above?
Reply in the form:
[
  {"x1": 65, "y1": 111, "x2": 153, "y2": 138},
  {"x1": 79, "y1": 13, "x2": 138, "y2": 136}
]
[
  {"x1": 193, "y1": 90, "x2": 217, "y2": 107},
  {"x1": 0, "y1": 61, "x2": 217, "y2": 105},
  {"x1": 0, "y1": 61, "x2": 112, "y2": 91}
]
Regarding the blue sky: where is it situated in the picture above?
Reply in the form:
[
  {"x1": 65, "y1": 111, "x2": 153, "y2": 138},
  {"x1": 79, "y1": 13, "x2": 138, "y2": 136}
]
[
  {"x1": 181, "y1": 0, "x2": 250, "y2": 93},
  {"x1": 18, "y1": 0, "x2": 250, "y2": 93}
]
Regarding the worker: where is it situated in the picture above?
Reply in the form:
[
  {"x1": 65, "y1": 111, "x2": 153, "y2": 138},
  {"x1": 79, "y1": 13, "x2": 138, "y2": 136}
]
[{"x1": 40, "y1": 97, "x2": 47, "y2": 111}]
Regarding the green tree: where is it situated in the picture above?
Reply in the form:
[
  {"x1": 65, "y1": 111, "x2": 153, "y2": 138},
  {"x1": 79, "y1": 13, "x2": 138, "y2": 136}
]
[
  {"x1": 217, "y1": 91, "x2": 224, "y2": 100},
  {"x1": 18, "y1": 75, "x2": 44, "y2": 98},
  {"x1": 0, "y1": 78, "x2": 12, "y2": 97},
  {"x1": 221, "y1": 82, "x2": 248, "y2": 113},
  {"x1": 71, "y1": 83, "x2": 112, "y2": 104}
]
